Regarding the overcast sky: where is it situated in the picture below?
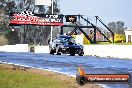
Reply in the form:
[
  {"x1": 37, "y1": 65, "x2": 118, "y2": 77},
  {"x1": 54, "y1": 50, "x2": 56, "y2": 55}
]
[{"x1": 59, "y1": 0, "x2": 132, "y2": 28}]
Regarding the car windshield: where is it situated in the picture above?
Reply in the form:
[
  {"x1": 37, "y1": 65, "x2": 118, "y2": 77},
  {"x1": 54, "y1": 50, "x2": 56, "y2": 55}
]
[{"x1": 59, "y1": 37, "x2": 76, "y2": 43}]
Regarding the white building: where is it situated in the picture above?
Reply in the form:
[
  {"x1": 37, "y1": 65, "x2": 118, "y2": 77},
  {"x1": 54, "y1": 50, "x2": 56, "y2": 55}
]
[{"x1": 125, "y1": 28, "x2": 132, "y2": 42}]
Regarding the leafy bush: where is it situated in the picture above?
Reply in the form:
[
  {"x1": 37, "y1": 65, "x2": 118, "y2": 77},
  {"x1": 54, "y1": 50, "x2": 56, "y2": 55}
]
[
  {"x1": 83, "y1": 35, "x2": 91, "y2": 45},
  {"x1": 110, "y1": 34, "x2": 126, "y2": 43},
  {"x1": 0, "y1": 36, "x2": 8, "y2": 46}
]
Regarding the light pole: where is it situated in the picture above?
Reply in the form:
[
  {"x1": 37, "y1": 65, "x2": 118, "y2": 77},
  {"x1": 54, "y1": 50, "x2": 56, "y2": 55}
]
[
  {"x1": 87, "y1": 9, "x2": 91, "y2": 34},
  {"x1": 87, "y1": 9, "x2": 91, "y2": 22},
  {"x1": 50, "y1": 0, "x2": 53, "y2": 43}
]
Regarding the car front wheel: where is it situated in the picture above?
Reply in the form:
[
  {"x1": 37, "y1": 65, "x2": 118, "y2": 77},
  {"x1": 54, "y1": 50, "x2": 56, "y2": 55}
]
[
  {"x1": 78, "y1": 49, "x2": 84, "y2": 56},
  {"x1": 56, "y1": 46, "x2": 61, "y2": 55},
  {"x1": 70, "y1": 53, "x2": 75, "y2": 56},
  {"x1": 50, "y1": 49, "x2": 55, "y2": 55}
]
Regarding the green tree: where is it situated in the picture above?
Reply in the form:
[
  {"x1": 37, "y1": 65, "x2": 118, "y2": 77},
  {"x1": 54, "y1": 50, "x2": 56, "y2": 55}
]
[
  {"x1": 116, "y1": 21, "x2": 125, "y2": 34},
  {"x1": 0, "y1": 0, "x2": 17, "y2": 44},
  {"x1": 108, "y1": 22, "x2": 116, "y2": 33},
  {"x1": 0, "y1": 0, "x2": 60, "y2": 45},
  {"x1": 108, "y1": 21, "x2": 125, "y2": 34},
  {"x1": 0, "y1": 35, "x2": 8, "y2": 46},
  {"x1": 5, "y1": 29, "x2": 19, "y2": 44},
  {"x1": 46, "y1": 0, "x2": 60, "y2": 14}
]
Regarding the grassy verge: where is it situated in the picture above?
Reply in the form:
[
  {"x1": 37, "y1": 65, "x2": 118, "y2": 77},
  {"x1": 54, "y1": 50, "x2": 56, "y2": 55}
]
[
  {"x1": 0, "y1": 64, "x2": 75, "y2": 88},
  {"x1": 0, "y1": 63, "x2": 101, "y2": 88}
]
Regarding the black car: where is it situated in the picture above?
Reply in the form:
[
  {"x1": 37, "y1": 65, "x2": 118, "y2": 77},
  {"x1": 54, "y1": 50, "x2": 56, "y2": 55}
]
[{"x1": 48, "y1": 35, "x2": 84, "y2": 56}]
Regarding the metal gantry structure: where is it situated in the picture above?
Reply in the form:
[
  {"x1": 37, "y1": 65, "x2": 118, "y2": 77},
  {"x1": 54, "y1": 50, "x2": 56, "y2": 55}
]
[
  {"x1": 9, "y1": 11, "x2": 114, "y2": 44},
  {"x1": 60, "y1": 15, "x2": 114, "y2": 44}
]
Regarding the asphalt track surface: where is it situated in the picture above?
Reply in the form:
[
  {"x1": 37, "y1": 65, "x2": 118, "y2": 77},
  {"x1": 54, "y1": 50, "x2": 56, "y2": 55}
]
[{"x1": 0, "y1": 52, "x2": 132, "y2": 88}]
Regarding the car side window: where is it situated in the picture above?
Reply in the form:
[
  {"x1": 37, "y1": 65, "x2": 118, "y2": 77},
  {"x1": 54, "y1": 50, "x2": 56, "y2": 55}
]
[{"x1": 69, "y1": 38, "x2": 76, "y2": 43}]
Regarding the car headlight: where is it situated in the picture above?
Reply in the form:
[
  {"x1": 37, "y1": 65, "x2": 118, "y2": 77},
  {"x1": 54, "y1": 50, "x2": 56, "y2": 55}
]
[{"x1": 60, "y1": 45, "x2": 64, "y2": 48}]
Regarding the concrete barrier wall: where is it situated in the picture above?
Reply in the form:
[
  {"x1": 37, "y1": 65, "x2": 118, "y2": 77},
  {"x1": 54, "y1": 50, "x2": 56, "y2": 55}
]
[
  {"x1": 34, "y1": 45, "x2": 49, "y2": 53},
  {"x1": 0, "y1": 44, "x2": 28, "y2": 52},
  {"x1": 34, "y1": 45, "x2": 132, "y2": 59},
  {"x1": 1, "y1": 44, "x2": 132, "y2": 59},
  {"x1": 84, "y1": 45, "x2": 132, "y2": 59}
]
